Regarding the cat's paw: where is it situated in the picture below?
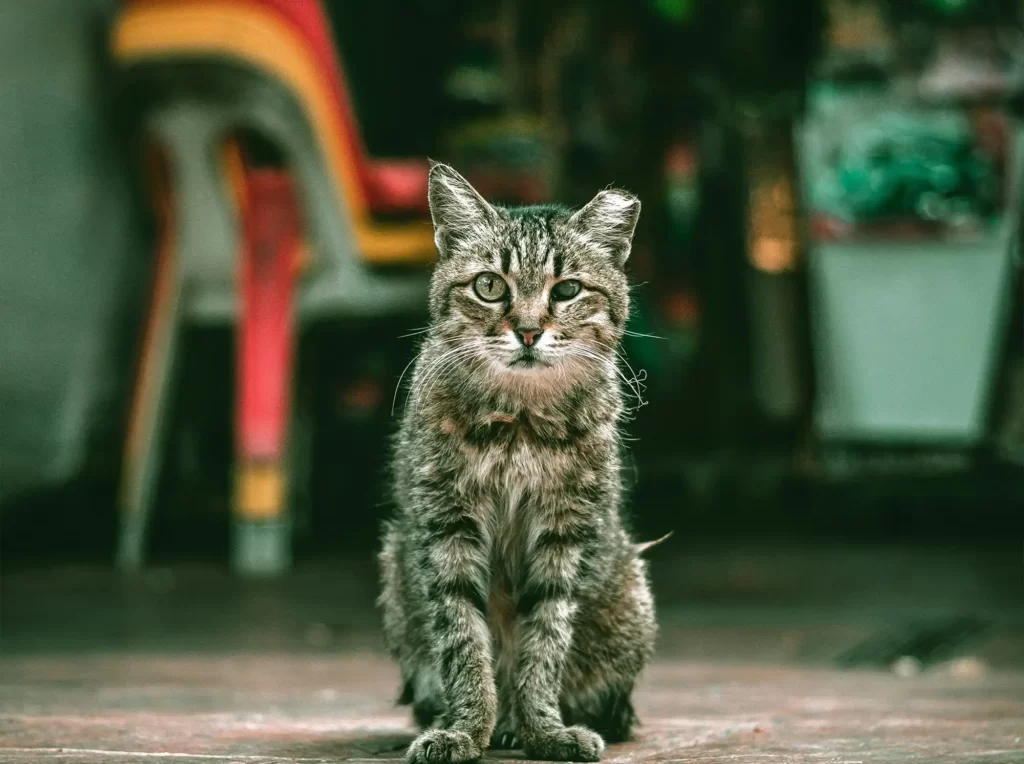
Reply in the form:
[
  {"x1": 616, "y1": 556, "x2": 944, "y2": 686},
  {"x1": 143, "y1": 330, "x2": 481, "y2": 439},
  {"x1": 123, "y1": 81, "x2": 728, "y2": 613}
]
[
  {"x1": 489, "y1": 728, "x2": 520, "y2": 750},
  {"x1": 523, "y1": 725, "x2": 605, "y2": 762},
  {"x1": 405, "y1": 729, "x2": 482, "y2": 764}
]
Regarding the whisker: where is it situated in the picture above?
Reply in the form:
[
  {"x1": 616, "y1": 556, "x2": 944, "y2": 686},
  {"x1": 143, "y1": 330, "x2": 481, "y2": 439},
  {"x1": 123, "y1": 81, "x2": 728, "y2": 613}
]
[
  {"x1": 392, "y1": 351, "x2": 426, "y2": 416},
  {"x1": 589, "y1": 340, "x2": 649, "y2": 402},
  {"x1": 418, "y1": 349, "x2": 483, "y2": 409},
  {"x1": 563, "y1": 347, "x2": 647, "y2": 411},
  {"x1": 408, "y1": 343, "x2": 484, "y2": 412},
  {"x1": 410, "y1": 346, "x2": 470, "y2": 400},
  {"x1": 398, "y1": 327, "x2": 431, "y2": 339},
  {"x1": 394, "y1": 339, "x2": 472, "y2": 416},
  {"x1": 391, "y1": 336, "x2": 462, "y2": 415}
]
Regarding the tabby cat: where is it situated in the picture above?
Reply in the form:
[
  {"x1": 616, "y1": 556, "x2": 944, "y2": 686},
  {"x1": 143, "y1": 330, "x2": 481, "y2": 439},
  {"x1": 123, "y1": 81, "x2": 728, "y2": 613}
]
[{"x1": 378, "y1": 163, "x2": 656, "y2": 764}]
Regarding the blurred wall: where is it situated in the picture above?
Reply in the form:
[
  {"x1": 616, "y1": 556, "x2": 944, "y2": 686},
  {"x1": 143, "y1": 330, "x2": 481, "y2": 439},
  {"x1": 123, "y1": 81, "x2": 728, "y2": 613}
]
[{"x1": 0, "y1": 0, "x2": 144, "y2": 502}]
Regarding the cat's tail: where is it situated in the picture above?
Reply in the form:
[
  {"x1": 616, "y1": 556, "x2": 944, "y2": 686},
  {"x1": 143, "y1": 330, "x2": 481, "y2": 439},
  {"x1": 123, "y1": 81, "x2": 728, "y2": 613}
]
[{"x1": 635, "y1": 531, "x2": 673, "y2": 555}]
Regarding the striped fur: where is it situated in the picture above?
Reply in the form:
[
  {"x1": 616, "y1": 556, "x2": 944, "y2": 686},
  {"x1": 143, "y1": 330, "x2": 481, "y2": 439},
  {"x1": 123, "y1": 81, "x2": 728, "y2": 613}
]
[{"x1": 379, "y1": 164, "x2": 655, "y2": 764}]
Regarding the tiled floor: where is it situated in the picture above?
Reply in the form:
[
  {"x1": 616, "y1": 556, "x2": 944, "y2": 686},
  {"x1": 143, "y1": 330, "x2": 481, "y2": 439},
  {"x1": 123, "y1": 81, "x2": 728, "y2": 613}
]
[{"x1": 2, "y1": 545, "x2": 1023, "y2": 763}]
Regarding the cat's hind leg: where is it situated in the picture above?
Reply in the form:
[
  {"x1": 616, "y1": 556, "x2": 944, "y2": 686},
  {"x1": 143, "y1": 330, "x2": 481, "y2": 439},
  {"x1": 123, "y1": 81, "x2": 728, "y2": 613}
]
[
  {"x1": 561, "y1": 685, "x2": 638, "y2": 744},
  {"x1": 381, "y1": 526, "x2": 445, "y2": 732},
  {"x1": 489, "y1": 693, "x2": 520, "y2": 750},
  {"x1": 406, "y1": 669, "x2": 446, "y2": 730},
  {"x1": 489, "y1": 725, "x2": 520, "y2": 750},
  {"x1": 559, "y1": 554, "x2": 656, "y2": 746},
  {"x1": 489, "y1": 605, "x2": 520, "y2": 750}
]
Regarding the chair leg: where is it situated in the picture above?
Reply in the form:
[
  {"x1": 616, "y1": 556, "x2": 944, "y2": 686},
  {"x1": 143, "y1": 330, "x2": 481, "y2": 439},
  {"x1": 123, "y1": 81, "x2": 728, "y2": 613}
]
[
  {"x1": 118, "y1": 207, "x2": 183, "y2": 572},
  {"x1": 232, "y1": 169, "x2": 301, "y2": 577}
]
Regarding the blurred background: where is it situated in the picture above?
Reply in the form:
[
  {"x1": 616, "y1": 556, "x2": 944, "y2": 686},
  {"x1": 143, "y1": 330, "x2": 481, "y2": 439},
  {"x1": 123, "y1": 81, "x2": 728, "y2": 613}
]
[
  {"x1": 1, "y1": 3, "x2": 1023, "y2": 755},
  {"x1": 3, "y1": 0, "x2": 1023, "y2": 565}
]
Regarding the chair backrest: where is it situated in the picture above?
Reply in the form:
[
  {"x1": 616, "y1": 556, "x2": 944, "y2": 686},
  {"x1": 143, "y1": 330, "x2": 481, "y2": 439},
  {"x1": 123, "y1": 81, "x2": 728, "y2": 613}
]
[
  {"x1": 123, "y1": 0, "x2": 378, "y2": 221},
  {"x1": 229, "y1": 0, "x2": 377, "y2": 203}
]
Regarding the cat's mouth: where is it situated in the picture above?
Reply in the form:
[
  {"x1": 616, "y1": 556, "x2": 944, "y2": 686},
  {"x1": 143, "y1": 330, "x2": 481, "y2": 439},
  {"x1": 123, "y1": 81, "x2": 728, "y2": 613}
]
[{"x1": 507, "y1": 348, "x2": 550, "y2": 369}]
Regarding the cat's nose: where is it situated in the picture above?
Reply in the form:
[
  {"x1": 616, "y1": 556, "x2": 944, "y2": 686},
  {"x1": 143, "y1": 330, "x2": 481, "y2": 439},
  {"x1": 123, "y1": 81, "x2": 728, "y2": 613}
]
[{"x1": 516, "y1": 327, "x2": 543, "y2": 346}]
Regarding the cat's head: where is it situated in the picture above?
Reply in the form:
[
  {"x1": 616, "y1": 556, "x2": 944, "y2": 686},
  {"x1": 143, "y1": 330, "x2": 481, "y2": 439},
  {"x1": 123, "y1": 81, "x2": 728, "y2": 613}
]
[{"x1": 425, "y1": 163, "x2": 638, "y2": 389}]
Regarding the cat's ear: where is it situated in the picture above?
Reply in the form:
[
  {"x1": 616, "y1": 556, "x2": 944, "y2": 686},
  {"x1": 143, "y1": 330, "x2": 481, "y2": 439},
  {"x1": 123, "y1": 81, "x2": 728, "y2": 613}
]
[
  {"x1": 427, "y1": 162, "x2": 497, "y2": 259},
  {"x1": 568, "y1": 188, "x2": 640, "y2": 268}
]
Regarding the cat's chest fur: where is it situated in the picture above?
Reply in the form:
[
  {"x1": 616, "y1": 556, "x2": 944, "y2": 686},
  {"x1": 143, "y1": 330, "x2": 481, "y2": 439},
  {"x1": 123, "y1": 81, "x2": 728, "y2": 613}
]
[
  {"x1": 445, "y1": 412, "x2": 583, "y2": 669},
  {"x1": 441, "y1": 411, "x2": 595, "y2": 577}
]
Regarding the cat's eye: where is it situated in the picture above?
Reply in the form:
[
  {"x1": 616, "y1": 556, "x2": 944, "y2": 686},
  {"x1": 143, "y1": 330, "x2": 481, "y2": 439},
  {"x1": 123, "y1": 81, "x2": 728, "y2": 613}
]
[
  {"x1": 473, "y1": 272, "x2": 508, "y2": 302},
  {"x1": 551, "y1": 279, "x2": 582, "y2": 301}
]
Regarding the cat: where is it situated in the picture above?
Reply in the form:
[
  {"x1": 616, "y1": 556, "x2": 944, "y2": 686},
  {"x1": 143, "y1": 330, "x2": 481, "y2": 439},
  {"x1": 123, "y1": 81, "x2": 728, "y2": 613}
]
[{"x1": 378, "y1": 163, "x2": 656, "y2": 764}]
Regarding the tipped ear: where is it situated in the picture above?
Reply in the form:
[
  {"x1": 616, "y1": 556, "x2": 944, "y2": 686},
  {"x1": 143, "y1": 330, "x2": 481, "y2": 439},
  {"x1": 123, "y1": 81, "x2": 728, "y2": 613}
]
[
  {"x1": 427, "y1": 162, "x2": 496, "y2": 258},
  {"x1": 568, "y1": 188, "x2": 641, "y2": 267}
]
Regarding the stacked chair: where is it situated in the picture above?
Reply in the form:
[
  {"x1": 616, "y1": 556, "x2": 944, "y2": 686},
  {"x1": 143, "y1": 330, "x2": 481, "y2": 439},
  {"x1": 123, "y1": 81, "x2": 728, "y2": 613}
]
[{"x1": 113, "y1": 0, "x2": 452, "y2": 576}]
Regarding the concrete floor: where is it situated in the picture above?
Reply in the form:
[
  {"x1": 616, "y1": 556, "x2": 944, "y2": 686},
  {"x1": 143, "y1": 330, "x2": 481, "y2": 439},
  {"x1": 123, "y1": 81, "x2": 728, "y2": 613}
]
[{"x1": 2, "y1": 545, "x2": 1023, "y2": 763}]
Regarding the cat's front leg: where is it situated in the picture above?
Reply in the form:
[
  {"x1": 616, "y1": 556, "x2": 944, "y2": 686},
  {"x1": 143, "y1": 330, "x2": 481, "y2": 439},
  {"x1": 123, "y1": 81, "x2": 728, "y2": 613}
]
[
  {"x1": 514, "y1": 523, "x2": 604, "y2": 762},
  {"x1": 405, "y1": 509, "x2": 496, "y2": 764}
]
